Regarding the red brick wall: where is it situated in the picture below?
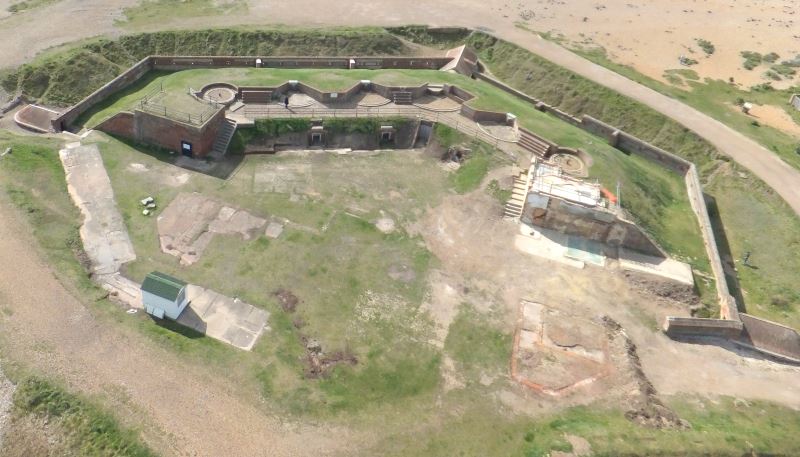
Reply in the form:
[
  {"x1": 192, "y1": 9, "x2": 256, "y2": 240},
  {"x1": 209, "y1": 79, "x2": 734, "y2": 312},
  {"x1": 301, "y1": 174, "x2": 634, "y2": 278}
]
[
  {"x1": 134, "y1": 109, "x2": 223, "y2": 157},
  {"x1": 96, "y1": 112, "x2": 135, "y2": 138}
]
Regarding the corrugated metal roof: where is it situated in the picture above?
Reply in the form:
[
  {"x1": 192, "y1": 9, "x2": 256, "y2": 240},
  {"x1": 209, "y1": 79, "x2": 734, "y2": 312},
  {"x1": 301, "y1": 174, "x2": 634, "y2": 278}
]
[{"x1": 141, "y1": 271, "x2": 187, "y2": 301}]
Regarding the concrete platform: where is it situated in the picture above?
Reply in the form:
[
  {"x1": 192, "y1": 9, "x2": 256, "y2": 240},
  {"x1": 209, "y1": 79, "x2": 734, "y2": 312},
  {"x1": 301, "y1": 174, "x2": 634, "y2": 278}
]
[
  {"x1": 513, "y1": 224, "x2": 585, "y2": 269},
  {"x1": 618, "y1": 248, "x2": 693, "y2": 286},
  {"x1": 59, "y1": 144, "x2": 136, "y2": 275},
  {"x1": 177, "y1": 285, "x2": 270, "y2": 351}
]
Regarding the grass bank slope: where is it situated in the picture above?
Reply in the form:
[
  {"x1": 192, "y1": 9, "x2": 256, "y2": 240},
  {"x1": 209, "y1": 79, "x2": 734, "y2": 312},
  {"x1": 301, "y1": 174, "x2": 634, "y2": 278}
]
[{"x1": 0, "y1": 27, "x2": 411, "y2": 106}]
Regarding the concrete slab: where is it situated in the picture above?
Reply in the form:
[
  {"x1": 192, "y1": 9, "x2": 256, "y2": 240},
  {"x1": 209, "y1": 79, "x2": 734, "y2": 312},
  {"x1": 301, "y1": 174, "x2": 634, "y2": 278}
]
[
  {"x1": 565, "y1": 236, "x2": 606, "y2": 267},
  {"x1": 59, "y1": 144, "x2": 135, "y2": 275},
  {"x1": 264, "y1": 222, "x2": 284, "y2": 239},
  {"x1": 514, "y1": 224, "x2": 584, "y2": 269},
  {"x1": 177, "y1": 285, "x2": 270, "y2": 351},
  {"x1": 618, "y1": 248, "x2": 694, "y2": 286},
  {"x1": 158, "y1": 193, "x2": 266, "y2": 265}
]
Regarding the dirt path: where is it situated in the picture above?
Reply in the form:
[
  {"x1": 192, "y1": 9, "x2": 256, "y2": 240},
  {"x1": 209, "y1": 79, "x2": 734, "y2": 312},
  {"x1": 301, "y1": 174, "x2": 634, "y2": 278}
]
[{"x1": 0, "y1": 190, "x2": 353, "y2": 457}]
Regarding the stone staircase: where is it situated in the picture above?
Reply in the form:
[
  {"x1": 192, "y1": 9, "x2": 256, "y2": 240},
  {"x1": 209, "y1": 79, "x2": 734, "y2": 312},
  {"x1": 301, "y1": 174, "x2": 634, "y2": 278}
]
[
  {"x1": 517, "y1": 128, "x2": 551, "y2": 158},
  {"x1": 504, "y1": 170, "x2": 528, "y2": 219},
  {"x1": 212, "y1": 118, "x2": 237, "y2": 157},
  {"x1": 392, "y1": 91, "x2": 413, "y2": 105}
]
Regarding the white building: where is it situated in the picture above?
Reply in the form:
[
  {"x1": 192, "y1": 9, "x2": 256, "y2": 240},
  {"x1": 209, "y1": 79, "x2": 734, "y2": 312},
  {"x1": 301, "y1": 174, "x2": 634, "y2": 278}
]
[
  {"x1": 791, "y1": 94, "x2": 800, "y2": 111},
  {"x1": 141, "y1": 271, "x2": 189, "y2": 319}
]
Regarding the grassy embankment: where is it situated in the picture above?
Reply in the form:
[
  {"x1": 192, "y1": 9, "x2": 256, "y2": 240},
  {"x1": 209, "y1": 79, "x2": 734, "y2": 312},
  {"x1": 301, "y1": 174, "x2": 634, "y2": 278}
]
[
  {"x1": 0, "y1": 28, "x2": 414, "y2": 106},
  {"x1": 0, "y1": 376, "x2": 156, "y2": 457}
]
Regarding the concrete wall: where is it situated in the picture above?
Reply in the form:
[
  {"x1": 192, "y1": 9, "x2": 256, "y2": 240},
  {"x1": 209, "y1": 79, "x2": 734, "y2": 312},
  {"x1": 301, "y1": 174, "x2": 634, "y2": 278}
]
[
  {"x1": 684, "y1": 164, "x2": 738, "y2": 320},
  {"x1": 663, "y1": 317, "x2": 743, "y2": 339},
  {"x1": 243, "y1": 118, "x2": 419, "y2": 151},
  {"x1": 737, "y1": 313, "x2": 800, "y2": 362},
  {"x1": 149, "y1": 56, "x2": 452, "y2": 71},
  {"x1": 522, "y1": 196, "x2": 664, "y2": 257},
  {"x1": 580, "y1": 116, "x2": 691, "y2": 173},
  {"x1": 459, "y1": 104, "x2": 508, "y2": 124}
]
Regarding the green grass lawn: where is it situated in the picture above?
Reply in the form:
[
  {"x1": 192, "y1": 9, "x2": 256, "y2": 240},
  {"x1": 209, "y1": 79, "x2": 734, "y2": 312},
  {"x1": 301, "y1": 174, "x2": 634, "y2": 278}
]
[
  {"x1": 95, "y1": 133, "x2": 456, "y2": 415},
  {"x1": 361, "y1": 393, "x2": 800, "y2": 457}
]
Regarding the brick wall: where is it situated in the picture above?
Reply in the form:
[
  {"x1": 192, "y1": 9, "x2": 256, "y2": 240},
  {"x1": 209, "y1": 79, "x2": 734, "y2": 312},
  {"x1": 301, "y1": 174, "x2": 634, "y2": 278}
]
[
  {"x1": 98, "y1": 108, "x2": 224, "y2": 157},
  {"x1": 96, "y1": 111, "x2": 135, "y2": 137}
]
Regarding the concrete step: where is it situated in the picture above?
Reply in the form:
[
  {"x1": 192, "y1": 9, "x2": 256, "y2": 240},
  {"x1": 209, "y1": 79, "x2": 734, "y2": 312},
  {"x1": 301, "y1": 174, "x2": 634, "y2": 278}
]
[{"x1": 212, "y1": 119, "x2": 238, "y2": 155}]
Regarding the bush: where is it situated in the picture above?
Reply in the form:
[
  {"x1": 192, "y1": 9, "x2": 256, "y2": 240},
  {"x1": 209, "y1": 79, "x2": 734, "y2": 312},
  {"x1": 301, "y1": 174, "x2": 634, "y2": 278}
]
[
  {"x1": 696, "y1": 39, "x2": 715, "y2": 55},
  {"x1": 763, "y1": 52, "x2": 781, "y2": 63},
  {"x1": 741, "y1": 51, "x2": 763, "y2": 70}
]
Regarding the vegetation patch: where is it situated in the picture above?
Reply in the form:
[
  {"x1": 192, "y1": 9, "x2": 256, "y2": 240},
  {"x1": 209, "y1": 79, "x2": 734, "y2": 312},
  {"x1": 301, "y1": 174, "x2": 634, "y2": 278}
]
[
  {"x1": 695, "y1": 39, "x2": 715, "y2": 56},
  {"x1": 254, "y1": 118, "x2": 311, "y2": 136},
  {"x1": 6, "y1": 377, "x2": 155, "y2": 457},
  {"x1": 741, "y1": 51, "x2": 763, "y2": 70},
  {"x1": 386, "y1": 25, "x2": 472, "y2": 50},
  {"x1": 324, "y1": 116, "x2": 408, "y2": 134},
  {"x1": 118, "y1": 0, "x2": 246, "y2": 28},
  {"x1": 1, "y1": 28, "x2": 411, "y2": 106},
  {"x1": 6, "y1": 0, "x2": 58, "y2": 13},
  {"x1": 444, "y1": 304, "x2": 510, "y2": 374}
]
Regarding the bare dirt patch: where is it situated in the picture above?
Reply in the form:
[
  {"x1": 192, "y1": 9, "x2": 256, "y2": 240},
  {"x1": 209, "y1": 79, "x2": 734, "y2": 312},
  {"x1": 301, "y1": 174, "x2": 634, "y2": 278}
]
[
  {"x1": 274, "y1": 288, "x2": 300, "y2": 313},
  {"x1": 729, "y1": 103, "x2": 800, "y2": 137}
]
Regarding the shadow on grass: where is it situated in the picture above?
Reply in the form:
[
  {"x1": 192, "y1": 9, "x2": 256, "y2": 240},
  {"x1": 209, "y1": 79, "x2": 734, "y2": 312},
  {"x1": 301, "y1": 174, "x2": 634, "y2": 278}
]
[
  {"x1": 149, "y1": 313, "x2": 206, "y2": 340},
  {"x1": 72, "y1": 70, "x2": 173, "y2": 130},
  {"x1": 705, "y1": 193, "x2": 747, "y2": 314},
  {"x1": 109, "y1": 134, "x2": 245, "y2": 180}
]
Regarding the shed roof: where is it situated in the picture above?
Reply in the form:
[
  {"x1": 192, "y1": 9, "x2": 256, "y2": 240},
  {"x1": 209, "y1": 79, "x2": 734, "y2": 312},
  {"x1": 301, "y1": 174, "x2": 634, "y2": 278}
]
[{"x1": 141, "y1": 271, "x2": 187, "y2": 301}]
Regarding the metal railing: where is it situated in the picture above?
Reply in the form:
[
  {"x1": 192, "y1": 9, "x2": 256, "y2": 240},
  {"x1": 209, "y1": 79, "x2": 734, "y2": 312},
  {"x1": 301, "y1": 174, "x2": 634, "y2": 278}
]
[
  {"x1": 136, "y1": 81, "x2": 219, "y2": 126},
  {"x1": 138, "y1": 102, "x2": 219, "y2": 126}
]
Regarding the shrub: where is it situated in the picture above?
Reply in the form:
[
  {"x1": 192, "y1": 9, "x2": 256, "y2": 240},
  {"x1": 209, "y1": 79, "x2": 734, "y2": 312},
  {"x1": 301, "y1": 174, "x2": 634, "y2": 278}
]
[
  {"x1": 741, "y1": 51, "x2": 763, "y2": 70},
  {"x1": 696, "y1": 39, "x2": 715, "y2": 55}
]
